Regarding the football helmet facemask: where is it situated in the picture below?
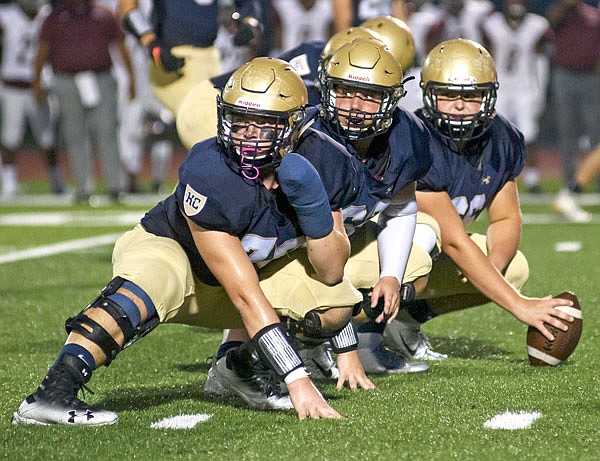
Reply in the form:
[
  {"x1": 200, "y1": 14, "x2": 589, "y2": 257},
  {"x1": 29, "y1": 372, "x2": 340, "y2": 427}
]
[
  {"x1": 421, "y1": 39, "x2": 498, "y2": 145},
  {"x1": 217, "y1": 57, "x2": 308, "y2": 179},
  {"x1": 361, "y1": 16, "x2": 416, "y2": 72},
  {"x1": 319, "y1": 39, "x2": 404, "y2": 140}
]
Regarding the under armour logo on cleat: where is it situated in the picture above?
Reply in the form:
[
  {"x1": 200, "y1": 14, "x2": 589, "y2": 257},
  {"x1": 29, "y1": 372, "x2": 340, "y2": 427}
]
[{"x1": 68, "y1": 410, "x2": 95, "y2": 423}]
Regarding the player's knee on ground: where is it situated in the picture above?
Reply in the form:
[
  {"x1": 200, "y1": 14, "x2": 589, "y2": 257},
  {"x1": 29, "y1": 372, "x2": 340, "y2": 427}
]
[
  {"x1": 65, "y1": 277, "x2": 159, "y2": 365},
  {"x1": 503, "y1": 250, "x2": 529, "y2": 291}
]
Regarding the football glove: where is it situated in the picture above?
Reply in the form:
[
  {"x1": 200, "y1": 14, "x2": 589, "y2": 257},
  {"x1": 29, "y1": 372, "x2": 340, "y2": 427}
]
[
  {"x1": 232, "y1": 14, "x2": 261, "y2": 47},
  {"x1": 147, "y1": 40, "x2": 185, "y2": 74}
]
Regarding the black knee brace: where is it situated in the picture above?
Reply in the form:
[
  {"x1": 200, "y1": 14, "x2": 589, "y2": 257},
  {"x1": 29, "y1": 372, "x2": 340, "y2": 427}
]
[
  {"x1": 299, "y1": 311, "x2": 342, "y2": 340},
  {"x1": 65, "y1": 277, "x2": 159, "y2": 365},
  {"x1": 353, "y1": 282, "x2": 416, "y2": 320}
]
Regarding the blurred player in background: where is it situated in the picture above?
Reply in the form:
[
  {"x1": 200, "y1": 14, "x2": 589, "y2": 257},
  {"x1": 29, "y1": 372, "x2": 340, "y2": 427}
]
[
  {"x1": 381, "y1": 39, "x2": 575, "y2": 361},
  {"x1": 0, "y1": 0, "x2": 63, "y2": 199},
  {"x1": 271, "y1": 0, "x2": 333, "y2": 54},
  {"x1": 104, "y1": 0, "x2": 174, "y2": 194},
  {"x1": 118, "y1": 0, "x2": 261, "y2": 115},
  {"x1": 33, "y1": 0, "x2": 135, "y2": 203},
  {"x1": 547, "y1": 0, "x2": 600, "y2": 223},
  {"x1": 424, "y1": 0, "x2": 493, "y2": 53},
  {"x1": 331, "y1": 0, "x2": 407, "y2": 31},
  {"x1": 481, "y1": 0, "x2": 553, "y2": 194}
]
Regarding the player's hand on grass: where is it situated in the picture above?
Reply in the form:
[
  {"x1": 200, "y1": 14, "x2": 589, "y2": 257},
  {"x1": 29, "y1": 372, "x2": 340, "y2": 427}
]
[
  {"x1": 287, "y1": 377, "x2": 342, "y2": 420},
  {"x1": 336, "y1": 350, "x2": 376, "y2": 391},
  {"x1": 370, "y1": 276, "x2": 401, "y2": 324},
  {"x1": 513, "y1": 295, "x2": 575, "y2": 341}
]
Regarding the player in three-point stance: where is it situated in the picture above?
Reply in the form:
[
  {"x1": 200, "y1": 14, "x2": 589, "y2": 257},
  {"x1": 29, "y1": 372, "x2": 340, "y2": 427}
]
[{"x1": 13, "y1": 58, "x2": 369, "y2": 424}]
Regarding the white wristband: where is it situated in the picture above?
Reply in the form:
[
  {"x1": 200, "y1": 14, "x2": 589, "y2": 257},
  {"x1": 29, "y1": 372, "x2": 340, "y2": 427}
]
[{"x1": 284, "y1": 367, "x2": 310, "y2": 384}]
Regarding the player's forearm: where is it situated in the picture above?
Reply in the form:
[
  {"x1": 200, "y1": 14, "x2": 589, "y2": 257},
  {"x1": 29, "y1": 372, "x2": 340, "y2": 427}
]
[
  {"x1": 443, "y1": 238, "x2": 523, "y2": 312},
  {"x1": 119, "y1": 0, "x2": 156, "y2": 47},
  {"x1": 210, "y1": 257, "x2": 281, "y2": 335},
  {"x1": 486, "y1": 218, "x2": 521, "y2": 272},
  {"x1": 331, "y1": 0, "x2": 352, "y2": 32},
  {"x1": 377, "y1": 197, "x2": 417, "y2": 285},
  {"x1": 306, "y1": 212, "x2": 350, "y2": 285},
  {"x1": 33, "y1": 41, "x2": 50, "y2": 84},
  {"x1": 117, "y1": 40, "x2": 136, "y2": 82}
]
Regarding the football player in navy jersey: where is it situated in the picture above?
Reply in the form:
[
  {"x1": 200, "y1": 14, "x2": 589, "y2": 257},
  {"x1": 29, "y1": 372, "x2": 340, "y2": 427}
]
[
  {"x1": 176, "y1": 15, "x2": 416, "y2": 149},
  {"x1": 12, "y1": 58, "x2": 366, "y2": 425},
  {"x1": 382, "y1": 39, "x2": 576, "y2": 361},
  {"x1": 118, "y1": 0, "x2": 260, "y2": 115},
  {"x1": 309, "y1": 38, "x2": 433, "y2": 374}
]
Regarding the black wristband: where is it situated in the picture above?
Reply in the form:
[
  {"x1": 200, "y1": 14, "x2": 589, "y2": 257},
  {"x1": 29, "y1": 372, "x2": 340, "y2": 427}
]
[
  {"x1": 252, "y1": 323, "x2": 303, "y2": 378},
  {"x1": 330, "y1": 321, "x2": 359, "y2": 353}
]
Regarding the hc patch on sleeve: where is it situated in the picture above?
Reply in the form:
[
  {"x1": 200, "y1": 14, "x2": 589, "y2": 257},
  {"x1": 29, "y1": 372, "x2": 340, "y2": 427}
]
[{"x1": 183, "y1": 184, "x2": 207, "y2": 216}]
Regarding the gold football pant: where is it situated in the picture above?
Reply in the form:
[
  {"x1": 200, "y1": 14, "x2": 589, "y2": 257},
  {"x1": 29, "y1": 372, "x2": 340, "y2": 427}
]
[
  {"x1": 149, "y1": 45, "x2": 221, "y2": 116},
  {"x1": 112, "y1": 225, "x2": 362, "y2": 329}
]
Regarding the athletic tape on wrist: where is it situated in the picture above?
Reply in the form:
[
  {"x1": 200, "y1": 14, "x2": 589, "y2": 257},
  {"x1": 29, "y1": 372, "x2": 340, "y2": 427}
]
[
  {"x1": 284, "y1": 367, "x2": 309, "y2": 384},
  {"x1": 123, "y1": 9, "x2": 153, "y2": 40},
  {"x1": 253, "y1": 324, "x2": 303, "y2": 377},
  {"x1": 330, "y1": 321, "x2": 359, "y2": 353}
]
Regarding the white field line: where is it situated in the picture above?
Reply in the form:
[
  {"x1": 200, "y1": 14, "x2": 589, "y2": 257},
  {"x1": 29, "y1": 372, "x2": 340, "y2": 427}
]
[
  {"x1": 0, "y1": 211, "x2": 143, "y2": 227},
  {"x1": 0, "y1": 209, "x2": 596, "y2": 265},
  {"x1": 151, "y1": 413, "x2": 213, "y2": 430},
  {"x1": 0, "y1": 233, "x2": 121, "y2": 264},
  {"x1": 484, "y1": 411, "x2": 542, "y2": 430}
]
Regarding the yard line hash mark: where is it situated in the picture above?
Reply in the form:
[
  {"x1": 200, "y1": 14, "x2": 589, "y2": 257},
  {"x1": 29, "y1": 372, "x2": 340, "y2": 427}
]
[{"x1": 0, "y1": 234, "x2": 121, "y2": 264}]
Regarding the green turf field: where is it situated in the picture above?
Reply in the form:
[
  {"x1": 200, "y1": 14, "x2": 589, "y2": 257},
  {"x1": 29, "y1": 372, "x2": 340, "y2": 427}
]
[{"x1": 1, "y1": 196, "x2": 599, "y2": 460}]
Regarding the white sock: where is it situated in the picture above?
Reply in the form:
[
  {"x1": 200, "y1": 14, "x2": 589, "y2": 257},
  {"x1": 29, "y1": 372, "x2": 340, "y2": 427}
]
[
  {"x1": 523, "y1": 168, "x2": 540, "y2": 188},
  {"x1": 2, "y1": 164, "x2": 17, "y2": 197}
]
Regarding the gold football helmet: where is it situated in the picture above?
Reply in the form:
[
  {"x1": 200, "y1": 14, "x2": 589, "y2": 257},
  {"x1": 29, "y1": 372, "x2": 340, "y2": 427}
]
[
  {"x1": 217, "y1": 57, "x2": 308, "y2": 178},
  {"x1": 319, "y1": 39, "x2": 404, "y2": 140},
  {"x1": 320, "y1": 27, "x2": 379, "y2": 61},
  {"x1": 361, "y1": 16, "x2": 416, "y2": 71},
  {"x1": 421, "y1": 38, "x2": 498, "y2": 144}
]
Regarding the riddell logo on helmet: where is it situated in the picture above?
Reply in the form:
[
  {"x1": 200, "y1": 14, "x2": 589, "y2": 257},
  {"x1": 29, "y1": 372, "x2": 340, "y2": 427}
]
[
  {"x1": 236, "y1": 99, "x2": 262, "y2": 108},
  {"x1": 448, "y1": 76, "x2": 476, "y2": 84},
  {"x1": 347, "y1": 74, "x2": 371, "y2": 83}
]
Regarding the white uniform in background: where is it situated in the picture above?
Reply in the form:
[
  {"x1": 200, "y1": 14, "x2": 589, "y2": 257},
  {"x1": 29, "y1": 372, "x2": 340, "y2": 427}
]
[
  {"x1": 102, "y1": 0, "x2": 174, "y2": 193},
  {"x1": 0, "y1": 2, "x2": 57, "y2": 198},
  {"x1": 481, "y1": 11, "x2": 551, "y2": 144},
  {"x1": 434, "y1": 0, "x2": 493, "y2": 45},
  {"x1": 402, "y1": 2, "x2": 442, "y2": 113},
  {"x1": 273, "y1": 0, "x2": 332, "y2": 52}
]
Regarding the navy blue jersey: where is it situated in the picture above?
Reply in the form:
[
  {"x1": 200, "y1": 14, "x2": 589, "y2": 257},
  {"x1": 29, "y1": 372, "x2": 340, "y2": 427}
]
[
  {"x1": 278, "y1": 41, "x2": 325, "y2": 105},
  {"x1": 141, "y1": 130, "x2": 359, "y2": 284},
  {"x1": 415, "y1": 110, "x2": 526, "y2": 226},
  {"x1": 308, "y1": 106, "x2": 432, "y2": 232},
  {"x1": 152, "y1": 0, "x2": 256, "y2": 49},
  {"x1": 210, "y1": 41, "x2": 325, "y2": 105}
]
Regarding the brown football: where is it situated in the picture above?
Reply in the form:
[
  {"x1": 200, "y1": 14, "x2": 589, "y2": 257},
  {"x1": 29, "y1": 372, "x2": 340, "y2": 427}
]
[{"x1": 526, "y1": 292, "x2": 583, "y2": 366}]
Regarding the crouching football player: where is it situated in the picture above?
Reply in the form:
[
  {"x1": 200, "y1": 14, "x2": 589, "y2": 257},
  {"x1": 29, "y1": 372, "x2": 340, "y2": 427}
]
[{"x1": 12, "y1": 58, "x2": 367, "y2": 425}]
